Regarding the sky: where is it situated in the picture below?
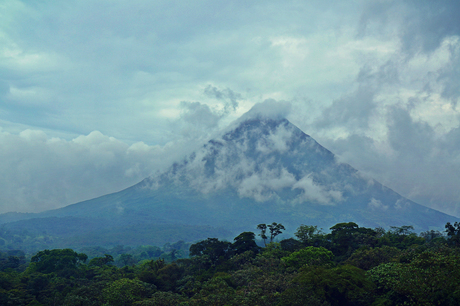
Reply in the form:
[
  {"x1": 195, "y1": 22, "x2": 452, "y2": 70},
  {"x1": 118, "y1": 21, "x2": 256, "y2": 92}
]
[{"x1": 1, "y1": 0, "x2": 460, "y2": 217}]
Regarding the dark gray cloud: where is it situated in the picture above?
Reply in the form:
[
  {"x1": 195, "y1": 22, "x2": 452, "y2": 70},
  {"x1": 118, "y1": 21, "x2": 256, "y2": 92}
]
[
  {"x1": 437, "y1": 41, "x2": 460, "y2": 103},
  {"x1": 317, "y1": 102, "x2": 460, "y2": 217},
  {"x1": 313, "y1": 59, "x2": 401, "y2": 132},
  {"x1": 383, "y1": 105, "x2": 460, "y2": 216},
  {"x1": 314, "y1": 85, "x2": 376, "y2": 131},
  {"x1": 386, "y1": 104, "x2": 435, "y2": 159},
  {"x1": 401, "y1": 1, "x2": 460, "y2": 54},
  {"x1": 359, "y1": 0, "x2": 460, "y2": 54}
]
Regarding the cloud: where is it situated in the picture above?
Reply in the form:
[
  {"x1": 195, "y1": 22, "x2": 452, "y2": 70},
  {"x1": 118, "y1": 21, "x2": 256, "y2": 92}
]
[
  {"x1": 240, "y1": 99, "x2": 292, "y2": 122},
  {"x1": 317, "y1": 101, "x2": 460, "y2": 217},
  {"x1": 290, "y1": 1, "x2": 460, "y2": 217},
  {"x1": 0, "y1": 129, "x2": 192, "y2": 214},
  {"x1": 293, "y1": 175, "x2": 342, "y2": 205},
  {"x1": 368, "y1": 198, "x2": 388, "y2": 211},
  {"x1": 150, "y1": 119, "x2": 344, "y2": 206},
  {"x1": 394, "y1": 198, "x2": 411, "y2": 210},
  {"x1": 237, "y1": 168, "x2": 297, "y2": 202},
  {"x1": 203, "y1": 85, "x2": 240, "y2": 112},
  {"x1": 358, "y1": 1, "x2": 460, "y2": 55},
  {"x1": 177, "y1": 101, "x2": 221, "y2": 136},
  {"x1": 314, "y1": 83, "x2": 377, "y2": 132},
  {"x1": 2, "y1": 0, "x2": 460, "y2": 217},
  {"x1": 256, "y1": 122, "x2": 293, "y2": 154}
]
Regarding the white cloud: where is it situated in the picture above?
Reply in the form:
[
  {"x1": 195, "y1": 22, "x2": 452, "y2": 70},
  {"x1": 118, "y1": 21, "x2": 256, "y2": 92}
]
[
  {"x1": 0, "y1": 128, "x2": 190, "y2": 214},
  {"x1": 395, "y1": 198, "x2": 412, "y2": 210},
  {"x1": 148, "y1": 117, "x2": 346, "y2": 206},
  {"x1": 255, "y1": 121, "x2": 293, "y2": 154},
  {"x1": 368, "y1": 198, "x2": 388, "y2": 211},
  {"x1": 239, "y1": 99, "x2": 292, "y2": 122},
  {"x1": 293, "y1": 175, "x2": 342, "y2": 205},
  {"x1": 237, "y1": 168, "x2": 297, "y2": 202}
]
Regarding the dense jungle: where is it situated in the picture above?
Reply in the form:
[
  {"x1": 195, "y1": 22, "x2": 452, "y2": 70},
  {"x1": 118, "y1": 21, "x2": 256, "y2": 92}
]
[{"x1": 1, "y1": 221, "x2": 460, "y2": 306}]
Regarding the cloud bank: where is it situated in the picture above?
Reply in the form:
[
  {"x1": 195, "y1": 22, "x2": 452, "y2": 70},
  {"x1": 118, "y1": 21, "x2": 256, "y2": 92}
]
[{"x1": 0, "y1": 129, "x2": 153, "y2": 213}]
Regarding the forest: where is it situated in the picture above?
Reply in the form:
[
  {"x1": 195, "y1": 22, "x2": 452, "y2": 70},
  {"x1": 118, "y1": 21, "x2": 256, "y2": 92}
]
[{"x1": 1, "y1": 221, "x2": 460, "y2": 306}]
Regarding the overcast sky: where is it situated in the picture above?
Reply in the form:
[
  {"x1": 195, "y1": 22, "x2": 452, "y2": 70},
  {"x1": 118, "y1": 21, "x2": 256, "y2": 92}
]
[{"x1": 2, "y1": 0, "x2": 460, "y2": 217}]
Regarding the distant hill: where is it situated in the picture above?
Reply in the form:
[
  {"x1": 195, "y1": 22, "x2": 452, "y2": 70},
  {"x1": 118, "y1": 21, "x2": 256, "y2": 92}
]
[{"x1": 1, "y1": 114, "x2": 457, "y2": 249}]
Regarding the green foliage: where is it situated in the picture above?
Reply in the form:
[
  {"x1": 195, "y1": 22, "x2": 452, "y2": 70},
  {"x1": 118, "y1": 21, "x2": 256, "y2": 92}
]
[
  {"x1": 102, "y1": 278, "x2": 155, "y2": 306},
  {"x1": 259, "y1": 242, "x2": 289, "y2": 259},
  {"x1": 1, "y1": 221, "x2": 460, "y2": 305},
  {"x1": 138, "y1": 246, "x2": 163, "y2": 259},
  {"x1": 419, "y1": 229, "x2": 444, "y2": 242},
  {"x1": 295, "y1": 225, "x2": 324, "y2": 246},
  {"x1": 0, "y1": 227, "x2": 56, "y2": 253},
  {"x1": 277, "y1": 287, "x2": 330, "y2": 306},
  {"x1": 189, "y1": 238, "x2": 232, "y2": 265},
  {"x1": 62, "y1": 284, "x2": 103, "y2": 306},
  {"x1": 30, "y1": 249, "x2": 87, "y2": 274},
  {"x1": 89, "y1": 254, "x2": 114, "y2": 267},
  {"x1": 231, "y1": 259, "x2": 294, "y2": 305},
  {"x1": 228, "y1": 250, "x2": 256, "y2": 270},
  {"x1": 282, "y1": 265, "x2": 375, "y2": 306},
  {"x1": 257, "y1": 223, "x2": 268, "y2": 245},
  {"x1": 154, "y1": 263, "x2": 184, "y2": 292},
  {"x1": 232, "y1": 232, "x2": 260, "y2": 255},
  {"x1": 281, "y1": 246, "x2": 334, "y2": 269},
  {"x1": 345, "y1": 246, "x2": 401, "y2": 270},
  {"x1": 118, "y1": 253, "x2": 137, "y2": 267},
  {"x1": 368, "y1": 248, "x2": 460, "y2": 305},
  {"x1": 445, "y1": 221, "x2": 460, "y2": 246},
  {"x1": 188, "y1": 277, "x2": 237, "y2": 305},
  {"x1": 257, "y1": 223, "x2": 285, "y2": 245},
  {"x1": 133, "y1": 291, "x2": 187, "y2": 305},
  {"x1": 279, "y1": 238, "x2": 302, "y2": 252},
  {"x1": 267, "y1": 223, "x2": 285, "y2": 242},
  {"x1": 377, "y1": 226, "x2": 425, "y2": 250},
  {"x1": 328, "y1": 222, "x2": 377, "y2": 260}
]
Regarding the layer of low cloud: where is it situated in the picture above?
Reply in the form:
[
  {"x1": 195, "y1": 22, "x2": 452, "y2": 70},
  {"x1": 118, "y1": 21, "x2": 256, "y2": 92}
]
[
  {"x1": 0, "y1": 129, "x2": 148, "y2": 213},
  {"x1": 0, "y1": 101, "x2": 231, "y2": 214}
]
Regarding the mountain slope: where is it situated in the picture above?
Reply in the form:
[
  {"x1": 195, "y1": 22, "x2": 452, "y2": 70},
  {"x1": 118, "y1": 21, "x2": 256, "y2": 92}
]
[{"x1": 1, "y1": 116, "x2": 457, "y2": 248}]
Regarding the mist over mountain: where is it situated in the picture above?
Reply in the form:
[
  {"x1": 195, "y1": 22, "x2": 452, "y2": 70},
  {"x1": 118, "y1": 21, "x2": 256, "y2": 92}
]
[{"x1": 1, "y1": 113, "x2": 457, "y2": 248}]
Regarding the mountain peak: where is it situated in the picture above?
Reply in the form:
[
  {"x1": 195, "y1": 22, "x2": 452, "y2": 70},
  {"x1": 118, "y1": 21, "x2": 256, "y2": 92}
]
[
  {"x1": 146, "y1": 115, "x2": 347, "y2": 206},
  {"x1": 1, "y1": 107, "x2": 457, "y2": 248},
  {"x1": 238, "y1": 99, "x2": 292, "y2": 122},
  {"x1": 138, "y1": 114, "x2": 457, "y2": 232},
  {"x1": 218, "y1": 100, "x2": 292, "y2": 137}
]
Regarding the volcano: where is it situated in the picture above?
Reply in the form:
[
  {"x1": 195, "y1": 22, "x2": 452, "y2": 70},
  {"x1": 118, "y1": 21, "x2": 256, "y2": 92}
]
[{"x1": 1, "y1": 113, "x2": 457, "y2": 247}]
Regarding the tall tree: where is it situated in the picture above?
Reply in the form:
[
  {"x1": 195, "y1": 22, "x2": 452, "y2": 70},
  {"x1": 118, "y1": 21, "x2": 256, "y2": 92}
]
[
  {"x1": 445, "y1": 222, "x2": 460, "y2": 246},
  {"x1": 189, "y1": 238, "x2": 232, "y2": 264},
  {"x1": 30, "y1": 249, "x2": 87, "y2": 274},
  {"x1": 257, "y1": 224, "x2": 268, "y2": 245},
  {"x1": 295, "y1": 225, "x2": 324, "y2": 246},
  {"x1": 268, "y1": 222, "x2": 286, "y2": 243},
  {"x1": 232, "y1": 232, "x2": 260, "y2": 255}
]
